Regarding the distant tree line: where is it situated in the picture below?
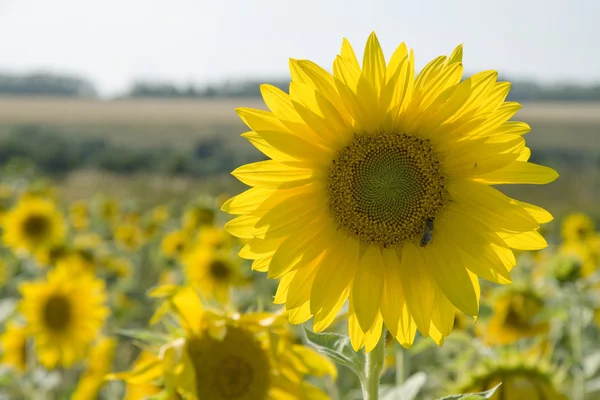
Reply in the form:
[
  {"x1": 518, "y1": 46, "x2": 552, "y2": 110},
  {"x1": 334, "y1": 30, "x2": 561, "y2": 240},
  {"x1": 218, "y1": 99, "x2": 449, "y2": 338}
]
[
  {"x1": 1, "y1": 71, "x2": 600, "y2": 101},
  {"x1": 0, "y1": 72, "x2": 98, "y2": 97}
]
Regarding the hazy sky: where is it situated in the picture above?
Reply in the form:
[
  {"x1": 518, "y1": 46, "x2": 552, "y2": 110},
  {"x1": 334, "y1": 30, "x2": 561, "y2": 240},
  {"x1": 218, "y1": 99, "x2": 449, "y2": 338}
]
[{"x1": 0, "y1": 0, "x2": 597, "y2": 96}]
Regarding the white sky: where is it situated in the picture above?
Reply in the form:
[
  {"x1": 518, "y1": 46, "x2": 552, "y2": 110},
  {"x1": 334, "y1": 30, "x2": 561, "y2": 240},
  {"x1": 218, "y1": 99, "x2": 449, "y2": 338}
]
[{"x1": 0, "y1": 0, "x2": 597, "y2": 96}]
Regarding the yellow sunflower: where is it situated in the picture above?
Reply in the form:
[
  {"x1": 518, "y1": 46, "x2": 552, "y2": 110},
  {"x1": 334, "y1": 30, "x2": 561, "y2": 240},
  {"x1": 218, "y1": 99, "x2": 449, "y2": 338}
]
[
  {"x1": 561, "y1": 212, "x2": 595, "y2": 242},
  {"x1": 71, "y1": 337, "x2": 116, "y2": 400},
  {"x1": 197, "y1": 225, "x2": 235, "y2": 250},
  {"x1": 457, "y1": 349, "x2": 566, "y2": 400},
  {"x1": 114, "y1": 223, "x2": 145, "y2": 252},
  {"x1": 113, "y1": 285, "x2": 335, "y2": 400},
  {"x1": 223, "y1": 33, "x2": 558, "y2": 350},
  {"x1": 161, "y1": 229, "x2": 191, "y2": 258},
  {"x1": 0, "y1": 321, "x2": 29, "y2": 372},
  {"x1": 560, "y1": 235, "x2": 600, "y2": 278},
  {"x1": 117, "y1": 350, "x2": 164, "y2": 400},
  {"x1": 69, "y1": 200, "x2": 90, "y2": 231},
  {"x1": 182, "y1": 246, "x2": 248, "y2": 302},
  {"x1": 2, "y1": 197, "x2": 66, "y2": 255},
  {"x1": 19, "y1": 265, "x2": 109, "y2": 368},
  {"x1": 484, "y1": 287, "x2": 549, "y2": 345},
  {"x1": 183, "y1": 205, "x2": 215, "y2": 232}
]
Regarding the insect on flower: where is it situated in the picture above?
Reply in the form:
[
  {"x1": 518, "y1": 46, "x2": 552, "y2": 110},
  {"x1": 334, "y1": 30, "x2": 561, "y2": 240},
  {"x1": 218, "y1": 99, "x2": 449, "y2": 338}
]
[{"x1": 420, "y1": 218, "x2": 434, "y2": 247}]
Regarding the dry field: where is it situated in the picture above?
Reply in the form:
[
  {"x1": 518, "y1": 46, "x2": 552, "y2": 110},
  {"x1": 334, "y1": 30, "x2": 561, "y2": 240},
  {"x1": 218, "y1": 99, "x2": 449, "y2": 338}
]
[{"x1": 0, "y1": 97, "x2": 599, "y2": 150}]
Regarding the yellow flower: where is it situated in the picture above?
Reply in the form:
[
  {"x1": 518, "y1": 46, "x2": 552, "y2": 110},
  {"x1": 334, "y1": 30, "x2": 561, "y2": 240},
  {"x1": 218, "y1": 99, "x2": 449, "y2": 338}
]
[
  {"x1": 0, "y1": 322, "x2": 28, "y2": 372},
  {"x1": 182, "y1": 247, "x2": 247, "y2": 303},
  {"x1": 98, "y1": 197, "x2": 120, "y2": 222},
  {"x1": 484, "y1": 287, "x2": 549, "y2": 345},
  {"x1": 19, "y1": 265, "x2": 108, "y2": 368},
  {"x1": 562, "y1": 212, "x2": 595, "y2": 242},
  {"x1": 151, "y1": 205, "x2": 170, "y2": 225},
  {"x1": 115, "y1": 223, "x2": 145, "y2": 252},
  {"x1": 457, "y1": 349, "x2": 566, "y2": 400},
  {"x1": 111, "y1": 351, "x2": 164, "y2": 400},
  {"x1": 3, "y1": 197, "x2": 66, "y2": 255},
  {"x1": 103, "y1": 256, "x2": 133, "y2": 278},
  {"x1": 560, "y1": 235, "x2": 600, "y2": 278},
  {"x1": 161, "y1": 230, "x2": 190, "y2": 258},
  {"x1": 115, "y1": 286, "x2": 335, "y2": 400},
  {"x1": 183, "y1": 205, "x2": 215, "y2": 232},
  {"x1": 223, "y1": 33, "x2": 558, "y2": 350},
  {"x1": 71, "y1": 337, "x2": 116, "y2": 400},
  {"x1": 196, "y1": 225, "x2": 234, "y2": 250},
  {"x1": 69, "y1": 200, "x2": 90, "y2": 231}
]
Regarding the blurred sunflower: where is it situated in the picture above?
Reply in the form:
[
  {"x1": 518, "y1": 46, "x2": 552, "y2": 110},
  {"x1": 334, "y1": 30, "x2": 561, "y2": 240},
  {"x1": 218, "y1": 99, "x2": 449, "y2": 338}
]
[
  {"x1": 223, "y1": 32, "x2": 557, "y2": 350},
  {"x1": 161, "y1": 230, "x2": 191, "y2": 259},
  {"x1": 183, "y1": 205, "x2": 215, "y2": 232},
  {"x1": 115, "y1": 223, "x2": 145, "y2": 252},
  {"x1": 113, "y1": 286, "x2": 335, "y2": 400},
  {"x1": 197, "y1": 225, "x2": 234, "y2": 250},
  {"x1": 183, "y1": 247, "x2": 247, "y2": 302},
  {"x1": 69, "y1": 200, "x2": 90, "y2": 231},
  {"x1": 115, "y1": 350, "x2": 164, "y2": 400},
  {"x1": 98, "y1": 197, "x2": 121, "y2": 223},
  {"x1": 484, "y1": 287, "x2": 549, "y2": 345},
  {"x1": 0, "y1": 322, "x2": 28, "y2": 372},
  {"x1": 561, "y1": 212, "x2": 595, "y2": 242},
  {"x1": 3, "y1": 197, "x2": 66, "y2": 255},
  {"x1": 19, "y1": 265, "x2": 109, "y2": 368},
  {"x1": 71, "y1": 337, "x2": 116, "y2": 400},
  {"x1": 560, "y1": 236, "x2": 600, "y2": 278},
  {"x1": 457, "y1": 350, "x2": 566, "y2": 400},
  {"x1": 151, "y1": 205, "x2": 170, "y2": 225}
]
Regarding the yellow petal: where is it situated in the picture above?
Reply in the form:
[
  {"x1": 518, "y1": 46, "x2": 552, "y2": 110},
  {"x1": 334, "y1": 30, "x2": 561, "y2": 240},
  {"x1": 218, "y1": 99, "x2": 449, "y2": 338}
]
[
  {"x1": 362, "y1": 32, "x2": 386, "y2": 95},
  {"x1": 473, "y1": 161, "x2": 559, "y2": 185},
  {"x1": 351, "y1": 246, "x2": 384, "y2": 332},
  {"x1": 231, "y1": 160, "x2": 315, "y2": 189}
]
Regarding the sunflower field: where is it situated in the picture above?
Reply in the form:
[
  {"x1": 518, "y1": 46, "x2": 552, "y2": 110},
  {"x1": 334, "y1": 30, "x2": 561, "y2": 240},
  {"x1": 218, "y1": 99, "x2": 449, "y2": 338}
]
[{"x1": 0, "y1": 33, "x2": 599, "y2": 400}]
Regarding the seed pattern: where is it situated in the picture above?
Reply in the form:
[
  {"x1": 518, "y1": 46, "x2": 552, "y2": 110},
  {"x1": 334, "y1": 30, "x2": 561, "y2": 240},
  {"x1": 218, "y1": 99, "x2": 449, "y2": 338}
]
[{"x1": 328, "y1": 130, "x2": 446, "y2": 247}]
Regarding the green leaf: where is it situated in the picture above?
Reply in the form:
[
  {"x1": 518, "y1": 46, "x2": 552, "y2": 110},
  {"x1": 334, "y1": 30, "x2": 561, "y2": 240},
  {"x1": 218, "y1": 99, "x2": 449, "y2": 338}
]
[
  {"x1": 116, "y1": 328, "x2": 171, "y2": 345},
  {"x1": 304, "y1": 328, "x2": 365, "y2": 379},
  {"x1": 381, "y1": 372, "x2": 427, "y2": 400},
  {"x1": 438, "y1": 383, "x2": 501, "y2": 400},
  {"x1": 0, "y1": 299, "x2": 18, "y2": 324}
]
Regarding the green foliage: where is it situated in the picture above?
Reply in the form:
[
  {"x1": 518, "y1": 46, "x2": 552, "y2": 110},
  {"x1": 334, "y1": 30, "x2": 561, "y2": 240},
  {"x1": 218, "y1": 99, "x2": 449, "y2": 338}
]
[
  {"x1": 304, "y1": 328, "x2": 366, "y2": 379},
  {"x1": 438, "y1": 384, "x2": 501, "y2": 400}
]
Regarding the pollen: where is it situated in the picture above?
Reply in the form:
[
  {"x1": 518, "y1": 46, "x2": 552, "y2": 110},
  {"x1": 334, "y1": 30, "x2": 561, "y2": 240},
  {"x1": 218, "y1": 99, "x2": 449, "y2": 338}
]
[{"x1": 327, "y1": 130, "x2": 446, "y2": 247}]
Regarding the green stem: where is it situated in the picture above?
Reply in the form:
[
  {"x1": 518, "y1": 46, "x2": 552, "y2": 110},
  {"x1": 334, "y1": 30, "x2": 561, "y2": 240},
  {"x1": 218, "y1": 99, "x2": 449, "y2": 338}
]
[
  {"x1": 571, "y1": 300, "x2": 584, "y2": 400},
  {"x1": 362, "y1": 329, "x2": 386, "y2": 400},
  {"x1": 396, "y1": 346, "x2": 410, "y2": 386}
]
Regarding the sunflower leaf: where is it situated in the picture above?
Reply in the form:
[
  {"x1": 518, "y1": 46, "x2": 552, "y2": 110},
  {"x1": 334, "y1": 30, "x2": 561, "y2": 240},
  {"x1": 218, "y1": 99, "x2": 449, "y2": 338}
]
[
  {"x1": 438, "y1": 383, "x2": 501, "y2": 399},
  {"x1": 116, "y1": 328, "x2": 171, "y2": 345},
  {"x1": 381, "y1": 372, "x2": 427, "y2": 400},
  {"x1": 304, "y1": 328, "x2": 365, "y2": 379}
]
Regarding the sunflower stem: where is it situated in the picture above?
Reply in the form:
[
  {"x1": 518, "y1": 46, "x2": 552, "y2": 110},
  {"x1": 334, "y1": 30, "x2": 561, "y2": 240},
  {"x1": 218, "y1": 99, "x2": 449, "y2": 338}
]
[
  {"x1": 362, "y1": 329, "x2": 386, "y2": 400},
  {"x1": 396, "y1": 346, "x2": 410, "y2": 386}
]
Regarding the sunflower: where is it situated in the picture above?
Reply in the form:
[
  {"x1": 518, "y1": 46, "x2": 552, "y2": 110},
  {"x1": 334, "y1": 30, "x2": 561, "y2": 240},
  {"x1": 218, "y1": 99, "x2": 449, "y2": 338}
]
[
  {"x1": 2, "y1": 197, "x2": 66, "y2": 255},
  {"x1": 559, "y1": 235, "x2": 600, "y2": 278},
  {"x1": 223, "y1": 33, "x2": 558, "y2": 350},
  {"x1": 561, "y1": 212, "x2": 595, "y2": 242},
  {"x1": 114, "y1": 223, "x2": 145, "y2": 252},
  {"x1": 0, "y1": 322, "x2": 29, "y2": 372},
  {"x1": 71, "y1": 337, "x2": 116, "y2": 400},
  {"x1": 161, "y1": 229, "x2": 191, "y2": 258},
  {"x1": 197, "y1": 225, "x2": 235, "y2": 250},
  {"x1": 113, "y1": 285, "x2": 335, "y2": 400},
  {"x1": 484, "y1": 286, "x2": 549, "y2": 345},
  {"x1": 183, "y1": 205, "x2": 215, "y2": 232},
  {"x1": 115, "y1": 350, "x2": 164, "y2": 400},
  {"x1": 182, "y1": 246, "x2": 248, "y2": 302},
  {"x1": 456, "y1": 349, "x2": 566, "y2": 400},
  {"x1": 151, "y1": 205, "x2": 170, "y2": 225},
  {"x1": 19, "y1": 265, "x2": 109, "y2": 368},
  {"x1": 69, "y1": 200, "x2": 90, "y2": 231}
]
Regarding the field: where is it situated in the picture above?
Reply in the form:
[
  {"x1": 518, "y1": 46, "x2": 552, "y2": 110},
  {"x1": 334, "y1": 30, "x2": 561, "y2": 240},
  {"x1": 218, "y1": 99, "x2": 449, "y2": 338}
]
[
  {"x1": 0, "y1": 97, "x2": 598, "y2": 227},
  {"x1": 0, "y1": 96, "x2": 599, "y2": 399}
]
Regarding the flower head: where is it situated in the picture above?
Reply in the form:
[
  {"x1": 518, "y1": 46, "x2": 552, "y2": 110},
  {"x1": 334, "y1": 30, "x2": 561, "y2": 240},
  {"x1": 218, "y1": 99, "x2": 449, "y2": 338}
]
[
  {"x1": 223, "y1": 33, "x2": 557, "y2": 350},
  {"x1": 19, "y1": 265, "x2": 108, "y2": 368}
]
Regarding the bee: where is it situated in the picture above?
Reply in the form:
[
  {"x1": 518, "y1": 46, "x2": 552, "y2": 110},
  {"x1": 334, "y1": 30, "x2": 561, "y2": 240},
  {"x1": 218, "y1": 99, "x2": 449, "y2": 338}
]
[{"x1": 420, "y1": 218, "x2": 434, "y2": 247}]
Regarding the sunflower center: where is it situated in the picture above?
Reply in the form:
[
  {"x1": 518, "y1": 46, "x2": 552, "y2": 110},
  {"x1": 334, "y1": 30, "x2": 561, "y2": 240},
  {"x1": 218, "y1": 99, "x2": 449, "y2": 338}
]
[
  {"x1": 215, "y1": 356, "x2": 254, "y2": 398},
  {"x1": 22, "y1": 214, "x2": 51, "y2": 240},
  {"x1": 43, "y1": 295, "x2": 72, "y2": 331},
  {"x1": 188, "y1": 327, "x2": 270, "y2": 400},
  {"x1": 210, "y1": 260, "x2": 231, "y2": 281},
  {"x1": 328, "y1": 130, "x2": 446, "y2": 247}
]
